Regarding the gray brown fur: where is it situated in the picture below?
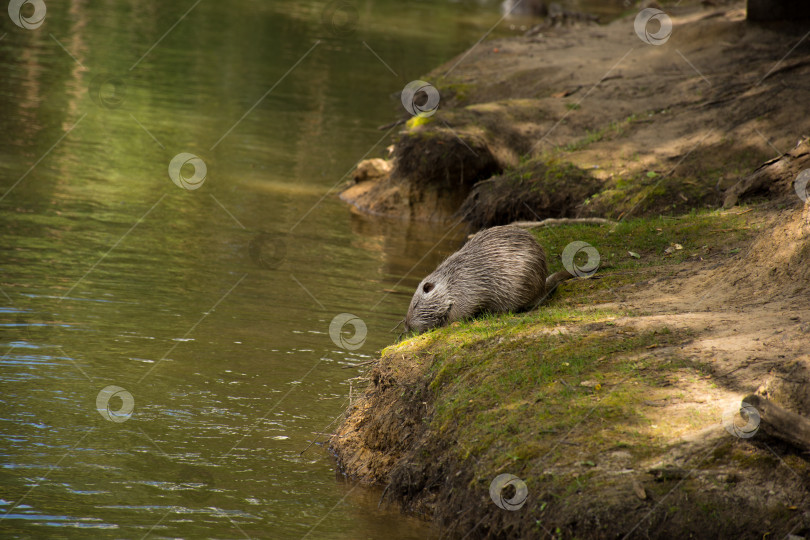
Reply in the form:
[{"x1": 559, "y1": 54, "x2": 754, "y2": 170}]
[{"x1": 404, "y1": 225, "x2": 573, "y2": 333}]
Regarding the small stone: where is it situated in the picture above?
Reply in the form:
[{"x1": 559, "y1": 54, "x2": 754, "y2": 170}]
[{"x1": 632, "y1": 478, "x2": 647, "y2": 500}]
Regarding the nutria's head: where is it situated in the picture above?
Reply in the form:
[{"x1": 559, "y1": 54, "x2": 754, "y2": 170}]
[{"x1": 404, "y1": 275, "x2": 453, "y2": 334}]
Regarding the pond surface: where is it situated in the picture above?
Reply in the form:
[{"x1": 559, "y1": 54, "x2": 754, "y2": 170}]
[{"x1": 0, "y1": 0, "x2": 626, "y2": 538}]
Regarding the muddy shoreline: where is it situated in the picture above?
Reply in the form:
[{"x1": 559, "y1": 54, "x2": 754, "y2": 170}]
[{"x1": 331, "y1": 1, "x2": 810, "y2": 538}]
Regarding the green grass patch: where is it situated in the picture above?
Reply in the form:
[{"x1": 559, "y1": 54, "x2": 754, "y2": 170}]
[
  {"x1": 528, "y1": 209, "x2": 757, "y2": 305},
  {"x1": 420, "y1": 317, "x2": 694, "y2": 464}
]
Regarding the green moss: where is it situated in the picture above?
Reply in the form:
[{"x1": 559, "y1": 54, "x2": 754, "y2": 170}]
[
  {"x1": 439, "y1": 81, "x2": 474, "y2": 105},
  {"x1": 406, "y1": 299, "x2": 696, "y2": 461},
  {"x1": 498, "y1": 156, "x2": 595, "y2": 192},
  {"x1": 406, "y1": 115, "x2": 436, "y2": 129}
]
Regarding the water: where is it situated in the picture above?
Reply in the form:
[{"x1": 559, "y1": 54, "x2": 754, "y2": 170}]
[{"x1": 0, "y1": 1, "x2": 625, "y2": 538}]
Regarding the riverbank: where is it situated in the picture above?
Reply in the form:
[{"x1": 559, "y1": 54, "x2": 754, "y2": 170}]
[
  {"x1": 332, "y1": 200, "x2": 810, "y2": 537},
  {"x1": 340, "y1": 1, "x2": 810, "y2": 225},
  {"x1": 331, "y1": 1, "x2": 810, "y2": 537}
]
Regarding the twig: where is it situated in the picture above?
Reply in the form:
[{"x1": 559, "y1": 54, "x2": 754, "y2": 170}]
[
  {"x1": 559, "y1": 379, "x2": 575, "y2": 392},
  {"x1": 377, "y1": 118, "x2": 407, "y2": 131},
  {"x1": 341, "y1": 360, "x2": 376, "y2": 369},
  {"x1": 378, "y1": 483, "x2": 391, "y2": 509}
]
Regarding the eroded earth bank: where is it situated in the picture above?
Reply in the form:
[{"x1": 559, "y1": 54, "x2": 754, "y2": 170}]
[{"x1": 331, "y1": 2, "x2": 810, "y2": 538}]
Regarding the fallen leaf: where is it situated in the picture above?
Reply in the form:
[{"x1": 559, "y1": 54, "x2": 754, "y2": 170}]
[{"x1": 628, "y1": 251, "x2": 641, "y2": 259}]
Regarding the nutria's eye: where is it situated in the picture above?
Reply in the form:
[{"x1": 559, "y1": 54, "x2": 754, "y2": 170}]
[{"x1": 422, "y1": 282, "x2": 434, "y2": 293}]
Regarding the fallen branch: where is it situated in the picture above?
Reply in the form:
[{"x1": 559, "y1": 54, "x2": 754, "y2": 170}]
[
  {"x1": 742, "y1": 394, "x2": 810, "y2": 452},
  {"x1": 377, "y1": 118, "x2": 407, "y2": 131},
  {"x1": 510, "y1": 217, "x2": 616, "y2": 228}
]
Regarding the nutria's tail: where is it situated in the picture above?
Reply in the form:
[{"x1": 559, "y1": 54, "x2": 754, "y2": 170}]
[
  {"x1": 529, "y1": 270, "x2": 576, "y2": 311},
  {"x1": 545, "y1": 269, "x2": 575, "y2": 292}
]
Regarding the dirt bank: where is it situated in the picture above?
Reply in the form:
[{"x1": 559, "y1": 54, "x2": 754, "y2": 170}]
[
  {"x1": 332, "y1": 199, "x2": 810, "y2": 538},
  {"x1": 331, "y1": 1, "x2": 810, "y2": 538},
  {"x1": 340, "y1": 0, "x2": 810, "y2": 226}
]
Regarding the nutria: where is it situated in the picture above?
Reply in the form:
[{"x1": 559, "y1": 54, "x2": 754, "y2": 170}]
[{"x1": 404, "y1": 225, "x2": 574, "y2": 333}]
